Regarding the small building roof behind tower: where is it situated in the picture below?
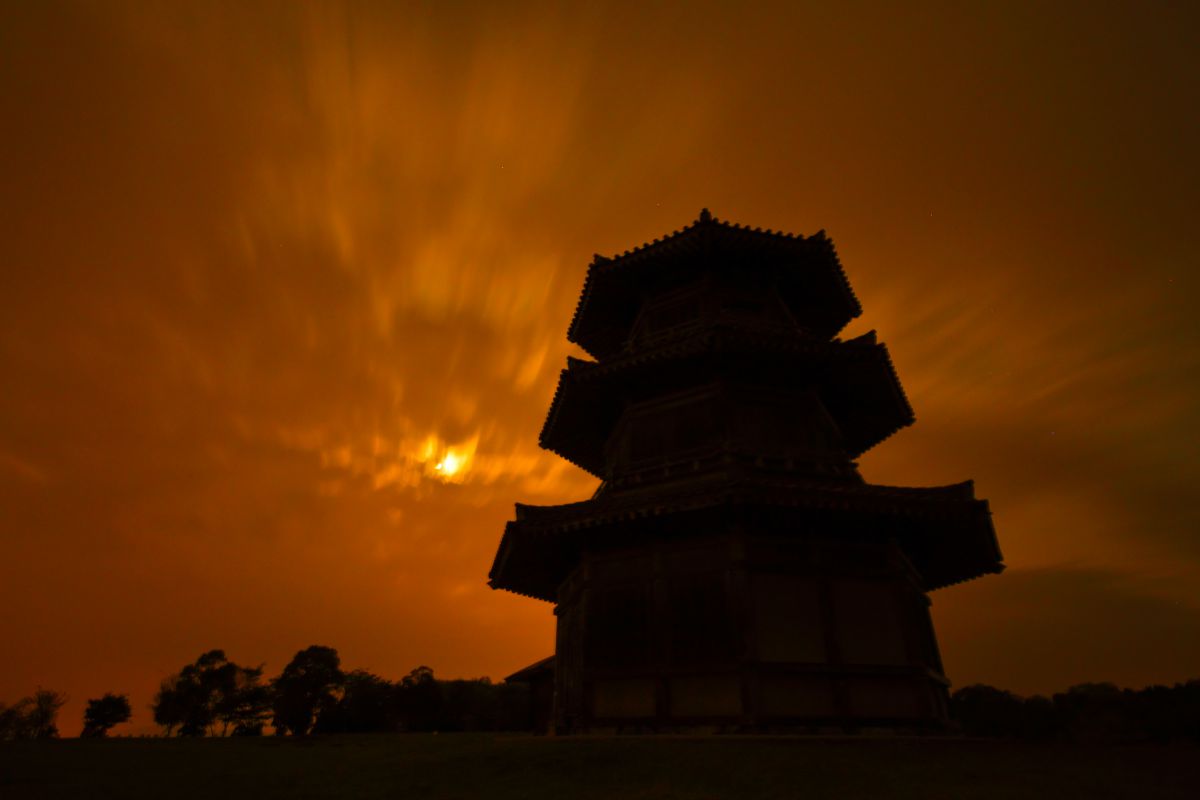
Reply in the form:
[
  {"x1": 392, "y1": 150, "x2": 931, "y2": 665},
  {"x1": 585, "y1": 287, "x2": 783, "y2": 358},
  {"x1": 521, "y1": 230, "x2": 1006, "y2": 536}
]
[{"x1": 504, "y1": 655, "x2": 555, "y2": 684}]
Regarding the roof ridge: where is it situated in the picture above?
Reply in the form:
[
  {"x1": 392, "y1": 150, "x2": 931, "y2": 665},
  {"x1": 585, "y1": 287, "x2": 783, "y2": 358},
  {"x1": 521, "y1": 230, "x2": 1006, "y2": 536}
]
[{"x1": 601, "y1": 209, "x2": 816, "y2": 263}]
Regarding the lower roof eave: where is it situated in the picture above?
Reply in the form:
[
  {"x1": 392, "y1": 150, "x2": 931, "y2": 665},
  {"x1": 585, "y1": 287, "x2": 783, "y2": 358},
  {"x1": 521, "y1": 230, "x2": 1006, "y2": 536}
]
[{"x1": 488, "y1": 577, "x2": 556, "y2": 604}]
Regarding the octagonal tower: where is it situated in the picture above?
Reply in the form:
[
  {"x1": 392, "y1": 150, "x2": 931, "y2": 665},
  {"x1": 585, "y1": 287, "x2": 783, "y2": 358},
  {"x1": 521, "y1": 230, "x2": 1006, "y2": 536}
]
[{"x1": 490, "y1": 210, "x2": 1004, "y2": 733}]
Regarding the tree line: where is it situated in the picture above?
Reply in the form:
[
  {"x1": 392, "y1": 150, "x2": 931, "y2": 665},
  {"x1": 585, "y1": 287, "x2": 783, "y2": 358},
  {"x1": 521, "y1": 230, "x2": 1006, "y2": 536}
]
[
  {"x1": 1, "y1": 645, "x2": 529, "y2": 739},
  {"x1": 4, "y1": 654, "x2": 1199, "y2": 741},
  {"x1": 949, "y1": 681, "x2": 1200, "y2": 742},
  {"x1": 150, "y1": 645, "x2": 529, "y2": 736}
]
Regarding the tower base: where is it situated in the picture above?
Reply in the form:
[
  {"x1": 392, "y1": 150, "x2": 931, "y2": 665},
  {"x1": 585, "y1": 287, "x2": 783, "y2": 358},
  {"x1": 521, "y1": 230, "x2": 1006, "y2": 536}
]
[{"x1": 551, "y1": 523, "x2": 950, "y2": 734}]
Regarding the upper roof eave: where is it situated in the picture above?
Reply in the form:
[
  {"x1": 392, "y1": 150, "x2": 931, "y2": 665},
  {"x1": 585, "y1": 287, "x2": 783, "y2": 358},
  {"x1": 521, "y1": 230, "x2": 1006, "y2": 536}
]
[{"x1": 566, "y1": 210, "x2": 863, "y2": 358}]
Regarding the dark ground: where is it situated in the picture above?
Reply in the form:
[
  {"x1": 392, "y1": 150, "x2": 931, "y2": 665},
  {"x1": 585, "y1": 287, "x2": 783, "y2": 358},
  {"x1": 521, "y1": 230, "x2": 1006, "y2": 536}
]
[{"x1": 1, "y1": 734, "x2": 1197, "y2": 799}]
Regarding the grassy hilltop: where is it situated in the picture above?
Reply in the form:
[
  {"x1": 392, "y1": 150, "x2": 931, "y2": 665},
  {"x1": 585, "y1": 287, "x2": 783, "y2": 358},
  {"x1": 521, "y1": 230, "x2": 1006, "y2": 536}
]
[{"x1": 2, "y1": 734, "x2": 1198, "y2": 800}]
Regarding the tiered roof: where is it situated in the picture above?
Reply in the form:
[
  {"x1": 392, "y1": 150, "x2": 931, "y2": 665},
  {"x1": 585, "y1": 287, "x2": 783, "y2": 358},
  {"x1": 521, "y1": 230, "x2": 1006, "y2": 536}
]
[{"x1": 491, "y1": 210, "x2": 1005, "y2": 601}]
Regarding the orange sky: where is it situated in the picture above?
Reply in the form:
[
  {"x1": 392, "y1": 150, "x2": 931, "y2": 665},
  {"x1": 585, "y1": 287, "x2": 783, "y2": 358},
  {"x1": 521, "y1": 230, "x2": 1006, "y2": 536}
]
[{"x1": 2, "y1": 1, "x2": 1198, "y2": 735}]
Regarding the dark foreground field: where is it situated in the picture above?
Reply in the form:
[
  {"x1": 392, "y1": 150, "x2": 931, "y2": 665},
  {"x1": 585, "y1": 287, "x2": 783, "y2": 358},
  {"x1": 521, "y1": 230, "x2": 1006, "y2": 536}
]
[{"x1": 2, "y1": 734, "x2": 1197, "y2": 799}]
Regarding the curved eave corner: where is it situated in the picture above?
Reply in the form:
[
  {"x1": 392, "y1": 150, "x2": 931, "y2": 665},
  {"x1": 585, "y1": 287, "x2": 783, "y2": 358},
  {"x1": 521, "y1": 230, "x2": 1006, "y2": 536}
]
[
  {"x1": 923, "y1": 498, "x2": 1006, "y2": 592},
  {"x1": 537, "y1": 367, "x2": 572, "y2": 445},
  {"x1": 566, "y1": 264, "x2": 600, "y2": 356},
  {"x1": 566, "y1": 217, "x2": 703, "y2": 357},
  {"x1": 979, "y1": 498, "x2": 1006, "y2": 567},
  {"x1": 486, "y1": 520, "x2": 515, "y2": 590},
  {"x1": 818, "y1": 231, "x2": 863, "y2": 321},
  {"x1": 487, "y1": 519, "x2": 557, "y2": 603},
  {"x1": 845, "y1": 414, "x2": 916, "y2": 461},
  {"x1": 876, "y1": 341, "x2": 916, "y2": 425},
  {"x1": 927, "y1": 562, "x2": 1006, "y2": 592},
  {"x1": 840, "y1": 341, "x2": 916, "y2": 459},
  {"x1": 537, "y1": 362, "x2": 606, "y2": 479},
  {"x1": 804, "y1": 230, "x2": 863, "y2": 338}
]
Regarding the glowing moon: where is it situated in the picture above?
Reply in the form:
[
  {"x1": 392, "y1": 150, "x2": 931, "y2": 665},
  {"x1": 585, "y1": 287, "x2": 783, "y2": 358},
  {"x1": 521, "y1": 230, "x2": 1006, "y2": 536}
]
[{"x1": 435, "y1": 452, "x2": 463, "y2": 476}]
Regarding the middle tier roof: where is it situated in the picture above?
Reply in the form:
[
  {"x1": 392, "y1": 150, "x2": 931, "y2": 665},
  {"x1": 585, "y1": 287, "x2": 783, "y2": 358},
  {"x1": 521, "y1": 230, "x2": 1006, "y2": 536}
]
[{"x1": 540, "y1": 326, "x2": 915, "y2": 477}]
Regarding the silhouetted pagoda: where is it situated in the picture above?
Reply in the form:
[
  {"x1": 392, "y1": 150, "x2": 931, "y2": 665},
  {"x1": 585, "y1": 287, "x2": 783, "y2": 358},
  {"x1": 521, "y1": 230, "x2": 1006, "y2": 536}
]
[{"x1": 491, "y1": 210, "x2": 1004, "y2": 733}]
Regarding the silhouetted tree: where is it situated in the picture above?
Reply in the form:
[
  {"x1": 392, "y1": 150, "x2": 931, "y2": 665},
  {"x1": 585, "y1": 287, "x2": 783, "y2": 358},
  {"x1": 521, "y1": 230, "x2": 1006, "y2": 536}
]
[
  {"x1": 272, "y1": 645, "x2": 344, "y2": 736},
  {"x1": 1162, "y1": 680, "x2": 1200, "y2": 740},
  {"x1": 1053, "y1": 682, "x2": 1131, "y2": 742},
  {"x1": 151, "y1": 650, "x2": 270, "y2": 736},
  {"x1": 438, "y1": 677, "x2": 517, "y2": 731},
  {"x1": 495, "y1": 681, "x2": 532, "y2": 731},
  {"x1": 81, "y1": 694, "x2": 132, "y2": 738},
  {"x1": 1135, "y1": 680, "x2": 1200, "y2": 742},
  {"x1": 222, "y1": 667, "x2": 272, "y2": 737},
  {"x1": 314, "y1": 670, "x2": 396, "y2": 733},
  {"x1": 951, "y1": 685, "x2": 1026, "y2": 738},
  {"x1": 0, "y1": 698, "x2": 33, "y2": 740},
  {"x1": 0, "y1": 690, "x2": 67, "y2": 740},
  {"x1": 396, "y1": 665, "x2": 442, "y2": 732},
  {"x1": 151, "y1": 675, "x2": 187, "y2": 736},
  {"x1": 27, "y1": 689, "x2": 66, "y2": 739},
  {"x1": 1018, "y1": 694, "x2": 1059, "y2": 740}
]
